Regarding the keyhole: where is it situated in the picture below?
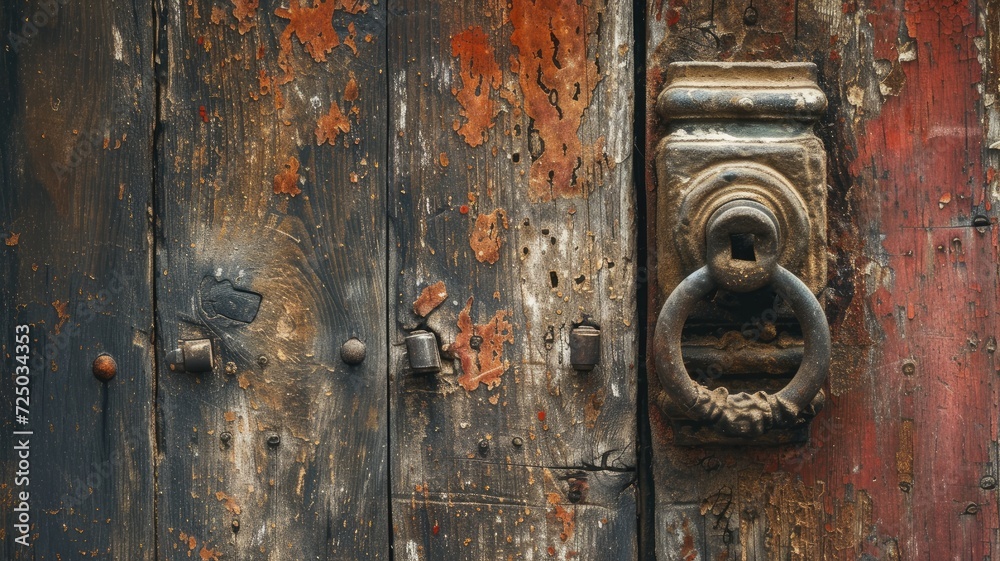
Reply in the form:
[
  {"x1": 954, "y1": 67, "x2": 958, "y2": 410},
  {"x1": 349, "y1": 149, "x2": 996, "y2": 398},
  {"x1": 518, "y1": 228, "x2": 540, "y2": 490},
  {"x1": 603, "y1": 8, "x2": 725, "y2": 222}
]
[{"x1": 730, "y1": 233, "x2": 757, "y2": 262}]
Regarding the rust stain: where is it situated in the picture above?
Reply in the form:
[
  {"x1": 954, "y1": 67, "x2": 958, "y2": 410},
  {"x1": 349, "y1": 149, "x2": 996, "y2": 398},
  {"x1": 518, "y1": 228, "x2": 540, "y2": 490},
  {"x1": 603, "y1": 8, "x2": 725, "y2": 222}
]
[
  {"x1": 275, "y1": 0, "x2": 367, "y2": 84},
  {"x1": 470, "y1": 209, "x2": 508, "y2": 264},
  {"x1": 679, "y1": 518, "x2": 697, "y2": 561},
  {"x1": 315, "y1": 102, "x2": 351, "y2": 145},
  {"x1": 510, "y1": 0, "x2": 601, "y2": 201},
  {"x1": 896, "y1": 419, "x2": 914, "y2": 488},
  {"x1": 273, "y1": 156, "x2": 302, "y2": 197},
  {"x1": 52, "y1": 300, "x2": 69, "y2": 334},
  {"x1": 453, "y1": 297, "x2": 514, "y2": 392},
  {"x1": 223, "y1": 411, "x2": 237, "y2": 422},
  {"x1": 199, "y1": 546, "x2": 222, "y2": 561},
  {"x1": 178, "y1": 531, "x2": 197, "y2": 550},
  {"x1": 546, "y1": 492, "x2": 576, "y2": 541},
  {"x1": 231, "y1": 0, "x2": 258, "y2": 34},
  {"x1": 413, "y1": 281, "x2": 447, "y2": 317},
  {"x1": 210, "y1": 5, "x2": 227, "y2": 24},
  {"x1": 450, "y1": 26, "x2": 502, "y2": 147},
  {"x1": 582, "y1": 388, "x2": 605, "y2": 428},
  {"x1": 438, "y1": 152, "x2": 449, "y2": 167},
  {"x1": 5, "y1": 232, "x2": 19, "y2": 246},
  {"x1": 344, "y1": 74, "x2": 359, "y2": 101},
  {"x1": 214, "y1": 490, "x2": 242, "y2": 515}
]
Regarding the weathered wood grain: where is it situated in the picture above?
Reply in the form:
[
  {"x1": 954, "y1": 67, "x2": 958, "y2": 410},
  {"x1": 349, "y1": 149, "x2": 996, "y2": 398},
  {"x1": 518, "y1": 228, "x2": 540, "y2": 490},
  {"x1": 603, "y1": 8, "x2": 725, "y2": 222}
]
[
  {"x1": 153, "y1": 0, "x2": 388, "y2": 558},
  {"x1": 0, "y1": 0, "x2": 156, "y2": 558},
  {"x1": 647, "y1": 0, "x2": 1000, "y2": 558},
  {"x1": 388, "y1": 1, "x2": 638, "y2": 559}
]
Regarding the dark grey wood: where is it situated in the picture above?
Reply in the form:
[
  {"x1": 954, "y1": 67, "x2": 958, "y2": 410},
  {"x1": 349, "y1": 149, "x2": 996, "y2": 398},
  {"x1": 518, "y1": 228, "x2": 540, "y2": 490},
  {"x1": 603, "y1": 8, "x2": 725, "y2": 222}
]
[
  {"x1": 152, "y1": 0, "x2": 388, "y2": 558},
  {"x1": 0, "y1": 0, "x2": 156, "y2": 558},
  {"x1": 387, "y1": 1, "x2": 638, "y2": 559}
]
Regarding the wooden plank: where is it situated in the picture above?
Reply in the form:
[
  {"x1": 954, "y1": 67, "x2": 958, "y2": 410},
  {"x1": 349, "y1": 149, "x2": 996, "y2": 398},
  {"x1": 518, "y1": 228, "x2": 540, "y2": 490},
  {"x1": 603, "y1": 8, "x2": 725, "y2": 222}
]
[
  {"x1": 388, "y1": 1, "x2": 637, "y2": 559},
  {"x1": 152, "y1": 0, "x2": 388, "y2": 558},
  {"x1": 0, "y1": 0, "x2": 156, "y2": 558},
  {"x1": 647, "y1": 1, "x2": 1000, "y2": 558}
]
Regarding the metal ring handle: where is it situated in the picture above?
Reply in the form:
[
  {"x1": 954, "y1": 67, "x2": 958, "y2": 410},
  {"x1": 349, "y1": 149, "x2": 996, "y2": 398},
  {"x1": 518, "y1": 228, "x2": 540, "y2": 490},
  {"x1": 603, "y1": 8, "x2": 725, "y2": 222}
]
[{"x1": 653, "y1": 265, "x2": 831, "y2": 438}]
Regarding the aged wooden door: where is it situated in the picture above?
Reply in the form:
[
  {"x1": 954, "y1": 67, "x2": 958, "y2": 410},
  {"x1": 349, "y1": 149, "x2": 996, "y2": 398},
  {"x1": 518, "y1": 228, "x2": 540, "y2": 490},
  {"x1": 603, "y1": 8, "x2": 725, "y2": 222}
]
[{"x1": 2, "y1": 0, "x2": 999, "y2": 560}]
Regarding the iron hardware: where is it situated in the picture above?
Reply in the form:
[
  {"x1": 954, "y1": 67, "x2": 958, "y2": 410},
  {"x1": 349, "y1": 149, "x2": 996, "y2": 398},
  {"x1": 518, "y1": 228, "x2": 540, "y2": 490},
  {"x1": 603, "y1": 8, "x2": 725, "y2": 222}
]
[
  {"x1": 405, "y1": 330, "x2": 442, "y2": 374},
  {"x1": 166, "y1": 338, "x2": 214, "y2": 373},
  {"x1": 653, "y1": 62, "x2": 831, "y2": 444}
]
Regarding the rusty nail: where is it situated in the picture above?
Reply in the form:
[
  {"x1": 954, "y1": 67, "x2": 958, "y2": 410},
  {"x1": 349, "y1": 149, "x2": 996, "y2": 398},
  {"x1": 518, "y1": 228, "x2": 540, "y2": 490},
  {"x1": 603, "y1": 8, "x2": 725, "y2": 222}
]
[
  {"x1": 405, "y1": 330, "x2": 441, "y2": 374},
  {"x1": 166, "y1": 338, "x2": 214, "y2": 373},
  {"x1": 92, "y1": 353, "x2": 117, "y2": 382},
  {"x1": 231, "y1": 519, "x2": 240, "y2": 533},
  {"x1": 901, "y1": 360, "x2": 916, "y2": 376},
  {"x1": 469, "y1": 335, "x2": 483, "y2": 350},
  {"x1": 567, "y1": 478, "x2": 587, "y2": 504},
  {"x1": 569, "y1": 325, "x2": 601, "y2": 371},
  {"x1": 980, "y1": 476, "x2": 997, "y2": 490},
  {"x1": 220, "y1": 431, "x2": 232, "y2": 444},
  {"x1": 224, "y1": 361, "x2": 237, "y2": 375},
  {"x1": 512, "y1": 436, "x2": 524, "y2": 447},
  {"x1": 478, "y1": 439, "x2": 490, "y2": 456},
  {"x1": 965, "y1": 502, "x2": 980, "y2": 515},
  {"x1": 256, "y1": 354, "x2": 269, "y2": 366},
  {"x1": 341, "y1": 338, "x2": 367, "y2": 365},
  {"x1": 266, "y1": 433, "x2": 280, "y2": 447}
]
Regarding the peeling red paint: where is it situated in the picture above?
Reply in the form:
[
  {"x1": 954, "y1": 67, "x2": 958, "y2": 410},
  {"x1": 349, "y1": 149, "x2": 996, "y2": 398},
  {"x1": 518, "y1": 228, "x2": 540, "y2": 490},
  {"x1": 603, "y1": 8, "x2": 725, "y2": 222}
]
[
  {"x1": 469, "y1": 209, "x2": 507, "y2": 264},
  {"x1": 452, "y1": 297, "x2": 514, "y2": 392},
  {"x1": 315, "y1": 102, "x2": 351, "y2": 145},
  {"x1": 275, "y1": 0, "x2": 367, "y2": 84},
  {"x1": 198, "y1": 105, "x2": 209, "y2": 123},
  {"x1": 510, "y1": 0, "x2": 601, "y2": 201},
  {"x1": 450, "y1": 26, "x2": 502, "y2": 147},
  {"x1": 413, "y1": 281, "x2": 447, "y2": 317},
  {"x1": 273, "y1": 156, "x2": 302, "y2": 197}
]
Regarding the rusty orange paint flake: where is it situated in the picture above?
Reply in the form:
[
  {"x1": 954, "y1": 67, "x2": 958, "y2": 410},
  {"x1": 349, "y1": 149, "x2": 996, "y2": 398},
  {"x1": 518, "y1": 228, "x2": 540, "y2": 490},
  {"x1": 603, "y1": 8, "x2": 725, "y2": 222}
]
[
  {"x1": 273, "y1": 156, "x2": 302, "y2": 196},
  {"x1": 470, "y1": 209, "x2": 507, "y2": 264},
  {"x1": 413, "y1": 281, "x2": 447, "y2": 317},
  {"x1": 316, "y1": 102, "x2": 351, "y2": 145},
  {"x1": 275, "y1": 0, "x2": 367, "y2": 83},
  {"x1": 452, "y1": 297, "x2": 514, "y2": 392},
  {"x1": 510, "y1": 0, "x2": 600, "y2": 201},
  {"x1": 231, "y1": 0, "x2": 258, "y2": 34},
  {"x1": 450, "y1": 26, "x2": 502, "y2": 147}
]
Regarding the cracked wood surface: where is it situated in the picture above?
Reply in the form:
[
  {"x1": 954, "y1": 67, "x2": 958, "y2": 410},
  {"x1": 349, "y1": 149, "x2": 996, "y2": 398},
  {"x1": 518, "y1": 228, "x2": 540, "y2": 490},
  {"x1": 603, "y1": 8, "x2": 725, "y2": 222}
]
[
  {"x1": 388, "y1": 0, "x2": 638, "y2": 559},
  {"x1": 153, "y1": 0, "x2": 387, "y2": 558},
  {"x1": 0, "y1": 1, "x2": 156, "y2": 559},
  {"x1": 647, "y1": 0, "x2": 1000, "y2": 559}
]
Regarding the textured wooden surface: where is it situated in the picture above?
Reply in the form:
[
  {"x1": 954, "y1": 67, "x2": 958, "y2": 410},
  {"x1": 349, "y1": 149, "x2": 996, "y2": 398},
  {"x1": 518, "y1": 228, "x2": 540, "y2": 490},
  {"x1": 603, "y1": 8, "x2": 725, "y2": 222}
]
[
  {"x1": 387, "y1": 0, "x2": 638, "y2": 559},
  {"x1": 152, "y1": 0, "x2": 388, "y2": 558},
  {"x1": 0, "y1": 0, "x2": 157, "y2": 558},
  {"x1": 646, "y1": 0, "x2": 1000, "y2": 558}
]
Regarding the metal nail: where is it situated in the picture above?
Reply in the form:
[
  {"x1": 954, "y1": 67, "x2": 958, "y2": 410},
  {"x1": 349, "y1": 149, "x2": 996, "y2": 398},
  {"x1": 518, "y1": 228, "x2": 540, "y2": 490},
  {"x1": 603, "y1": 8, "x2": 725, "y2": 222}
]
[
  {"x1": 341, "y1": 338, "x2": 367, "y2": 365},
  {"x1": 92, "y1": 353, "x2": 117, "y2": 382}
]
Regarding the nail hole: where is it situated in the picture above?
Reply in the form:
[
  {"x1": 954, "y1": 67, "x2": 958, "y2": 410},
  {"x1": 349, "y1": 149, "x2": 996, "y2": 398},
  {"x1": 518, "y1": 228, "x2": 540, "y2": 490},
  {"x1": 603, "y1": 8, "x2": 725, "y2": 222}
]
[
  {"x1": 512, "y1": 153, "x2": 520, "y2": 163},
  {"x1": 549, "y1": 271, "x2": 559, "y2": 288},
  {"x1": 574, "y1": 275, "x2": 585, "y2": 284}
]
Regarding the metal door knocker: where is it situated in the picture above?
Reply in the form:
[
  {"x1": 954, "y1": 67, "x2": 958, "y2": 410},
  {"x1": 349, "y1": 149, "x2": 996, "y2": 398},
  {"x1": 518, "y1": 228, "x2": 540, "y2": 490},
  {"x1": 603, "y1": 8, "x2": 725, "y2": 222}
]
[{"x1": 652, "y1": 62, "x2": 831, "y2": 444}]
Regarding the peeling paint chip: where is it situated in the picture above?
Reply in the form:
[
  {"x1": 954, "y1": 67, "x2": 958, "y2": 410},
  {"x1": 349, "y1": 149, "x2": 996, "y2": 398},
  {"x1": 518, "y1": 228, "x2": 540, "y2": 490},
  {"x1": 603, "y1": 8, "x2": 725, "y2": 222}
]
[
  {"x1": 470, "y1": 209, "x2": 508, "y2": 264},
  {"x1": 511, "y1": 0, "x2": 602, "y2": 201},
  {"x1": 231, "y1": 0, "x2": 258, "y2": 34},
  {"x1": 450, "y1": 26, "x2": 502, "y2": 147},
  {"x1": 273, "y1": 156, "x2": 302, "y2": 197},
  {"x1": 316, "y1": 102, "x2": 351, "y2": 145},
  {"x1": 452, "y1": 297, "x2": 514, "y2": 392},
  {"x1": 413, "y1": 281, "x2": 448, "y2": 317},
  {"x1": 5, "y1": 232, "x2": 19, "y2": 246},
  {"x1": 275, "y1": 0, "x2": 367, "y2": 83}
]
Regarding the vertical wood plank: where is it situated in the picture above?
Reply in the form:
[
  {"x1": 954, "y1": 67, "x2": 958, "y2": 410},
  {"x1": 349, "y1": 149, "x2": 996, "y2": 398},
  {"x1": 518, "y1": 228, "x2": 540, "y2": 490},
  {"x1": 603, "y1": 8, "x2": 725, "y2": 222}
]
[
  {"x1": 388, "y1": 1, "x2": 637, "y2": 559},
  {"x1": 153, "y1": 0, "x2": 387, "y2": 558},
  {"x1": 0, "y1": 0, "x2": 156, "y2": 558},
  {"x1": 647, "y1": 1, "x2": 1000, "y2": 558}
]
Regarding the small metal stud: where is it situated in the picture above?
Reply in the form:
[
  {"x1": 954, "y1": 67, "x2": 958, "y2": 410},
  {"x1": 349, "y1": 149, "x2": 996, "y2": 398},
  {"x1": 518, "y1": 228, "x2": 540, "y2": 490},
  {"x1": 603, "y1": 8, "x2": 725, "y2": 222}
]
[
  {"x1": 406, "y1": 330, "x2": 442, "y2": 374},
  {"x1": 569, "y1": 325, "x2": 601, "y2": 371},
  {"x1": 220, "y1": 432, "x2": 232, "y2": 444},
  {"x1": 92, "y1": 353, "x2": 117, "y2": 382},
  {"x1": 341, "y1": 338, "x2": 367, "y2": 365},
  {"x1": 980, "y1": 475, "x2": 997, "y2": 490},
  {"x1": 266, "y1": 433, "x2": 281, "y2": 447}
]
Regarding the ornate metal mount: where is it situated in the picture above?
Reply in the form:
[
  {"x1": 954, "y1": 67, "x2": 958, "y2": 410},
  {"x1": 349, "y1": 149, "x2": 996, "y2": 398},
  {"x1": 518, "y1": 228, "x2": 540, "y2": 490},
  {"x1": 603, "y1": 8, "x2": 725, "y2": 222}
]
[{"x1": 653, "y1": 62, "x2": 830, "y2": 445}]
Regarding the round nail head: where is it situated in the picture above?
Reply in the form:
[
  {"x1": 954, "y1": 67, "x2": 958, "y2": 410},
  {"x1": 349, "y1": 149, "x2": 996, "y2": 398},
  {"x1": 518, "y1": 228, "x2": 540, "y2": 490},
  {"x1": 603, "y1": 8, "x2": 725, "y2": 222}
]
[
  {"x1": 92, "y1": 354, "x2": 117, "y2": 382},
  {"x1": 341, "y1": 338, "x2": 366, "y2": 365}
]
